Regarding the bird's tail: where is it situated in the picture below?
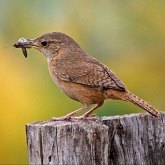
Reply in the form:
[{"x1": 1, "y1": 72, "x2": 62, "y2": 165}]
[{"x1": 122, "y1": 91, "x2": 160, "y2": 117}]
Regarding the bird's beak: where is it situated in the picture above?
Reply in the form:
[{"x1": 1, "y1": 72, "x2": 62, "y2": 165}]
[
  {"x1": 13, "y1": 38, "x2": 36, "y2": 58},
  {"x1": 13, "y1": 38, "x2": 35, "y2": 48}
]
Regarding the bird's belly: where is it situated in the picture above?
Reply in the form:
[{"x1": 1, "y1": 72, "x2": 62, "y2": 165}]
[{"x1": 50, "y1": 74, "x2": 104, "y2": 105}]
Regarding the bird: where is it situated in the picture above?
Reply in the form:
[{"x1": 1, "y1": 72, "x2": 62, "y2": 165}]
[{"x1": 13, "y1": 32, "x2": 160, "y2": 120}]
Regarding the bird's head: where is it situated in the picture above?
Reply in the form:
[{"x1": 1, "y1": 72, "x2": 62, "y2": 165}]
[{"x1": 14, "y1": 32, "x2": 79, "y2": 58}]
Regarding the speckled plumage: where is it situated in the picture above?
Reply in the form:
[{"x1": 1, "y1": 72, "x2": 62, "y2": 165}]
[{"x1": 49, "y1": 50, "x2": 125, "y2": 91}]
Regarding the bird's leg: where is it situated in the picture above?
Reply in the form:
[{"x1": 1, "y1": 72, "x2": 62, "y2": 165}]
[
  {"x1": 69, "y1": 102, "x2": 103, "y2": 121},
  {"x1": 83, "y1": 102, "x2": 103, "y2": 117},
  {"x1": 51, "y1": 104, "x2": 88, "y2": 121}
]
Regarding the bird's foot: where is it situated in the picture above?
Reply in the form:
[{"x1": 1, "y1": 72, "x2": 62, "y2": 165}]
[
  {"x1": 51, "y1": 115, "x2": 72, "y2": 121},
  {"x1": 69, "y1": 114, "x2": 101, "y2": 121},
  {"x1": 51, "y1": 114, "x2": 101, "y2": 122}
]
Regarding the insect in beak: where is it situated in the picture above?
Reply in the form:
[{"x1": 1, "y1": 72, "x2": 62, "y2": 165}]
[
  {"x1": 13, "y1": 38, "x2": 34, "y2": 58},
  {"x1": 21, "y1": 48, "x2": 28, "y2": 58}
]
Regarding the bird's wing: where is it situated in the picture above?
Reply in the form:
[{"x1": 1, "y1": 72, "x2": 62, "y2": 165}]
[{"x1": 53, "y1": 54, "x2": 126, "y2": 91}]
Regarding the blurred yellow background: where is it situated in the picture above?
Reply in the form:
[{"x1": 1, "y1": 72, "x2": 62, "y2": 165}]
[{"x1": 0, "y1": 0, "x2": 165, "y2": 164}]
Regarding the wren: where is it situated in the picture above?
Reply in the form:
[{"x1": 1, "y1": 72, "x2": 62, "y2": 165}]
[{"x1": 14, "y1": 32, "x2": 160, "y2": 120}]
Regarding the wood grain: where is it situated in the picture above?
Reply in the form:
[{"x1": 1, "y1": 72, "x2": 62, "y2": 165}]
[{"x1": 26, "y1": 112, "x2": 165, "y2": 165}]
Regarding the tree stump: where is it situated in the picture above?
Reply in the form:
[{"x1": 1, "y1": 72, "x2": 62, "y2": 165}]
[{"x1": 26, "y1": 112, "x2": 165, "y2": 165}]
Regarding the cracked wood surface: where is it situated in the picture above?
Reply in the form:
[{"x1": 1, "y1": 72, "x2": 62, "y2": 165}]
[{"x1": 26, "y1": 112, "x2": 165, "y2": 165}]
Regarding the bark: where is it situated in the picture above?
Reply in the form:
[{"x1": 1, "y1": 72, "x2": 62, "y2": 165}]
[{"x1": 26, "y1": 112, "x2": 165, "y2": 165}]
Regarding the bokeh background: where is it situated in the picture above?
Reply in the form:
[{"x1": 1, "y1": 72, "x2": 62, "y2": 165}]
[{"x1": 0, "y1": 0, "x2": 165, "y2": 164}]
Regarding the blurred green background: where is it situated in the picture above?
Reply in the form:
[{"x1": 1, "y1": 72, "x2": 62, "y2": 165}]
[{"x1": 0, "y1": 0, "x2": 165, "y2": 164}]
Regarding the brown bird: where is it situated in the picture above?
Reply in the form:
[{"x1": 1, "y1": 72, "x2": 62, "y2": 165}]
[{"x1": 14, "y1": 32, "x2": 159, "y2": 120}]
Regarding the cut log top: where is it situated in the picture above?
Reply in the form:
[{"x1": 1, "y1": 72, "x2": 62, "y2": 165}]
[{"x1": 26, "y1": 112, "x2": 165, "y2": 165}]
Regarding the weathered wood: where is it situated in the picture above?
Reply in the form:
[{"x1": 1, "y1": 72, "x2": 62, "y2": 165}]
[{"x1": 26, "y1": 112, "x2": 165, "y2": 165}]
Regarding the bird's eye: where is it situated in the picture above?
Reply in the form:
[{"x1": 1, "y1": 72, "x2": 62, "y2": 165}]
[{"x1": 41, "y1": 41, "x2": 47, "y2": 46}]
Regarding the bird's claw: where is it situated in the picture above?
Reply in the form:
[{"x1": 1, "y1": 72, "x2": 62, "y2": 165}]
[
  {"x1": 51, "y1": 114, "x2": 101, "y2": 122},
  {"x1": 51, "y1": 115, "x2": 72, "y2": 121}
]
